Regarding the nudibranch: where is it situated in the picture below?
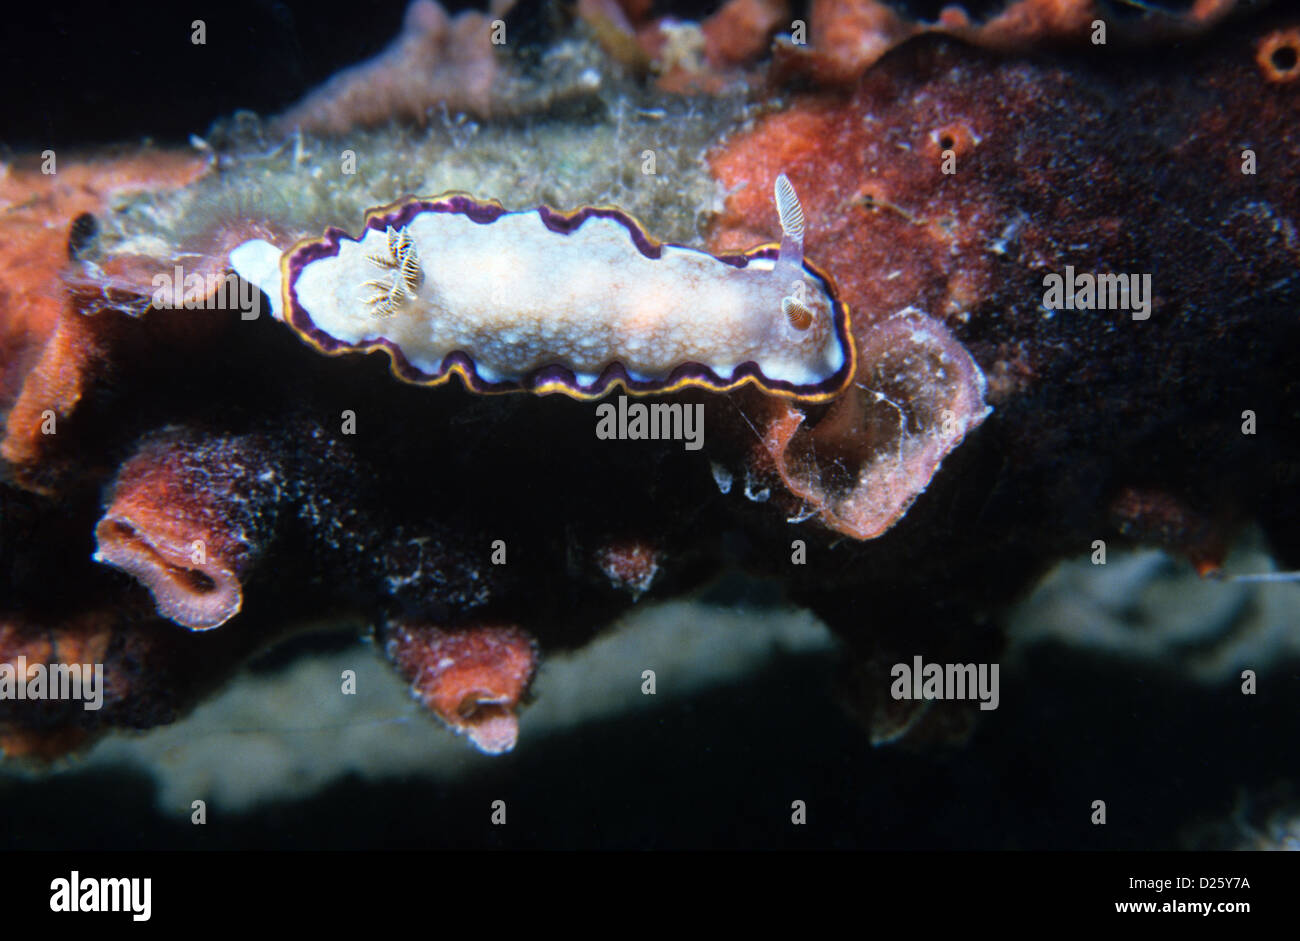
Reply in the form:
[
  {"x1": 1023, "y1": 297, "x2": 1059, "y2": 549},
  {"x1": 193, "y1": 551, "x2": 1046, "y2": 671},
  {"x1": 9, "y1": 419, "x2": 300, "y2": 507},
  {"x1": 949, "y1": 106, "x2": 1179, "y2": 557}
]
[{"x1": 229, "y1": 176, "x2": 854, "y2": 401}]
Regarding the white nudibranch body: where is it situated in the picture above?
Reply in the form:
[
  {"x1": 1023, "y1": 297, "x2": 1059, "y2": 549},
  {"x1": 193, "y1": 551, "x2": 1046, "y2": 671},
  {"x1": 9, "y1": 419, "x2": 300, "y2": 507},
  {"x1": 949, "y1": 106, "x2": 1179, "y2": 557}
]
[{"x1": 229, "y1": 175, "x2": 853, "y2": 400}]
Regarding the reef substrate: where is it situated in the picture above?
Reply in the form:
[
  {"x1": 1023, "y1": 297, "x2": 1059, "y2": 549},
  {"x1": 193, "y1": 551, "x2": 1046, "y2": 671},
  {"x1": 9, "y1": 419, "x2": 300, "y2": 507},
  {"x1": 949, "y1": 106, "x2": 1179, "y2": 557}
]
[{"x1": 1, "y1": 1, "x2": 1297, "y2": 757}]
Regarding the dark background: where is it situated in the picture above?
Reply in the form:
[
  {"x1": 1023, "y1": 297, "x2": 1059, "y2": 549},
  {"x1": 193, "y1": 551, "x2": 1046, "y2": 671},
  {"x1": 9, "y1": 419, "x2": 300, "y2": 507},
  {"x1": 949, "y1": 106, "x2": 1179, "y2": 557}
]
[
  {"x1": 2, "y1": 631, "x2": 1290, "y2": 850},
  {"x1": 0, "y1": 0, "x2": 1213, "y2": 149}
]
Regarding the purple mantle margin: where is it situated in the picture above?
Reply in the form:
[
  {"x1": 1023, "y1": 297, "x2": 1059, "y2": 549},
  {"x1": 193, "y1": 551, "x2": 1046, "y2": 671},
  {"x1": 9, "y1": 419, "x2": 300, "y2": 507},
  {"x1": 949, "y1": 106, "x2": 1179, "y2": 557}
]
[{"x1": 281, "y1": 193, "x2": 855, "y2": 401}]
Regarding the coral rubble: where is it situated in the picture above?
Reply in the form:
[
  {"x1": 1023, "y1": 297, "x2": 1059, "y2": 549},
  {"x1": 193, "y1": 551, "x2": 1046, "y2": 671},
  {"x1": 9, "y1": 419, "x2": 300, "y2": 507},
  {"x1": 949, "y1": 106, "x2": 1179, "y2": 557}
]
[
  {"x1": 94, "y1": 429, "x2": 283, "y2": 630},
  {"x1": 271, "y1": 0, "x2": 503, "y2": 132},
  {"x1": 0, "y1": 150, "x2": 210, "y2": 483},
  {"x1": 385, "y1": 622, "x2": 538, "y2": 753}
]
